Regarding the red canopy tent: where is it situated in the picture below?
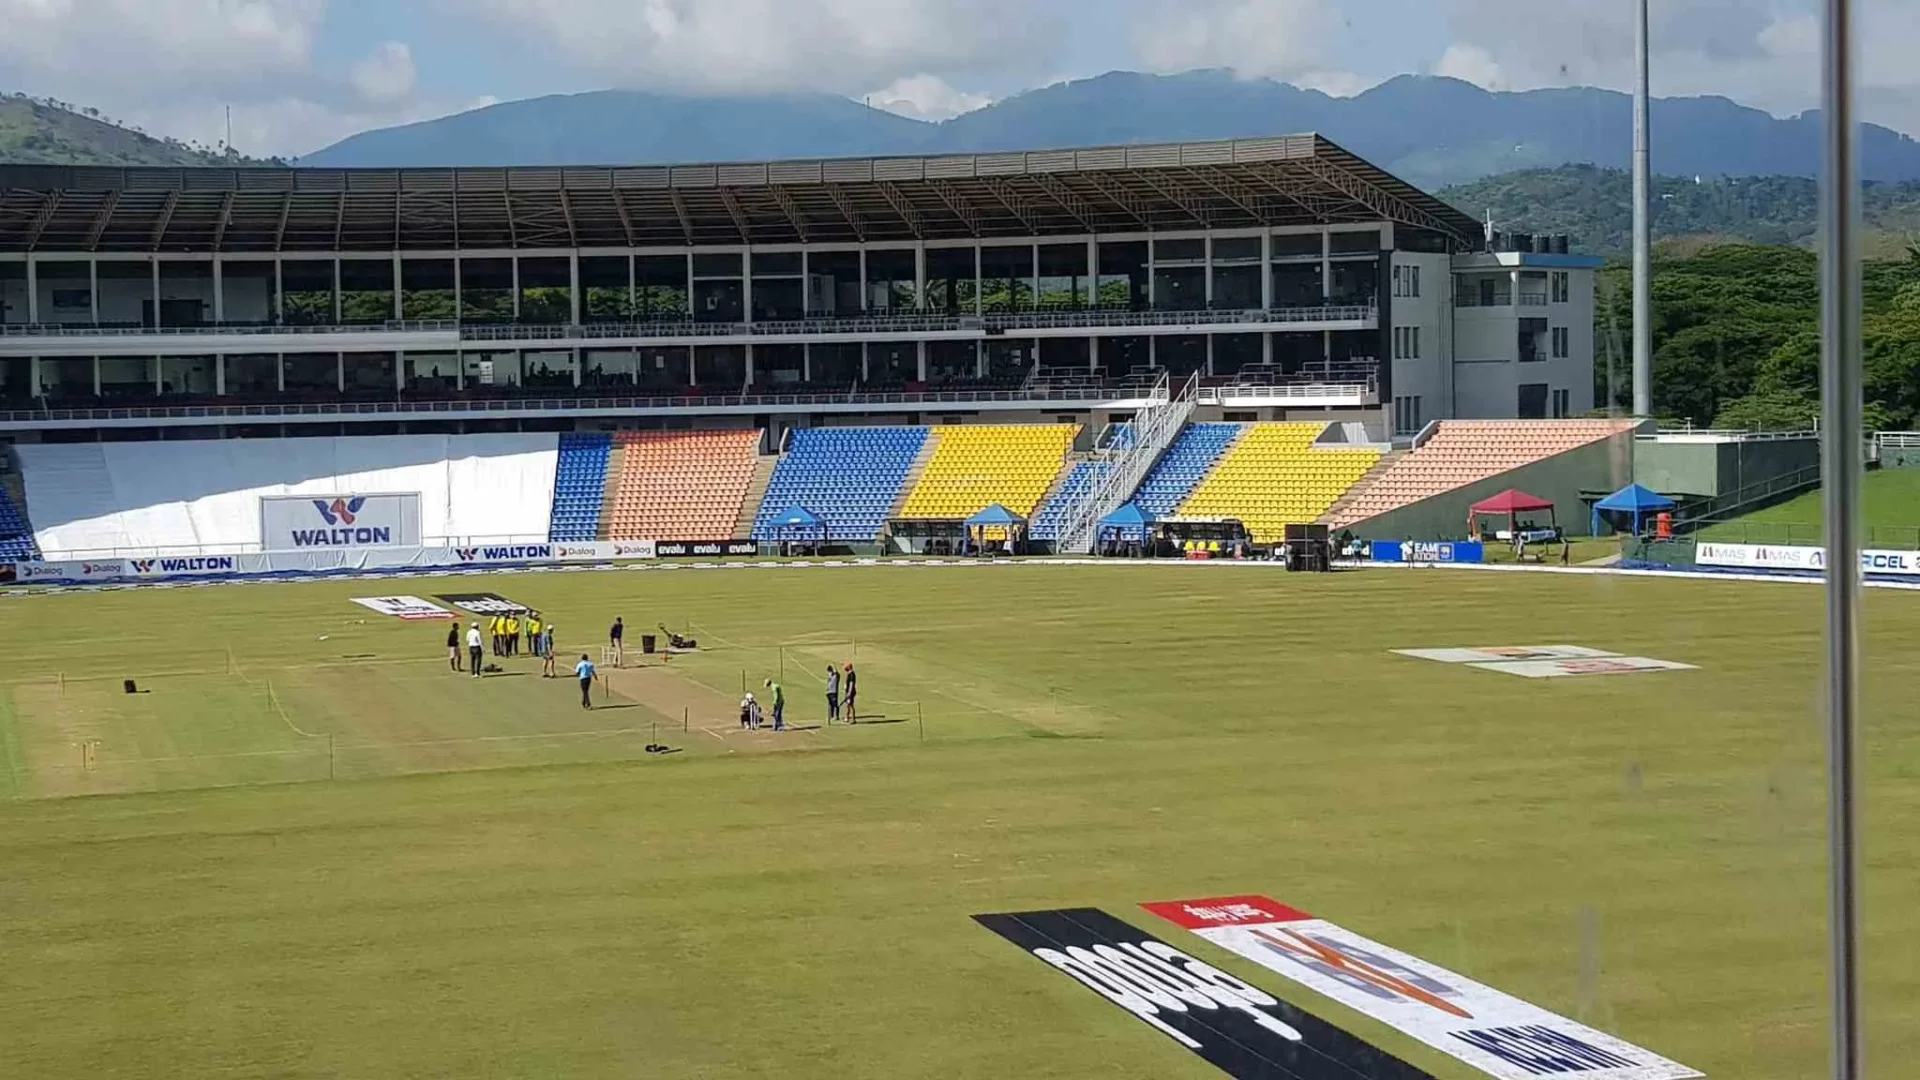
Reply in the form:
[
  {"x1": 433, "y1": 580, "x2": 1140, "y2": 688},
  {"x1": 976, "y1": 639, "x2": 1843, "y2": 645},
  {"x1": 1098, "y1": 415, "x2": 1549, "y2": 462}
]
[{"x1": 1467, "y1": 489, "x2": 1557, "y2": 541}]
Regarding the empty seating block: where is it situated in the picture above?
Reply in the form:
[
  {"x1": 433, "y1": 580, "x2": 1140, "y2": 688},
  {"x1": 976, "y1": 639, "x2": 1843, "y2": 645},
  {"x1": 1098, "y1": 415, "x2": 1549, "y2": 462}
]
[
  {"x1": 897, "y1": 424, "x2": 1079, "y2": 520},
  {"x1": 548, "y1": 433, "x2": 612, "y2": 541},
  {"x1": 752, "y1": 427, "x2": 930, "y2": 542},
  {"x1": 1178, "y1": 422, "x2": 1380, "y2": 541},
  {"x1": 0, "y1": 486, "x2": 36, "y2": 560},
  {"x1": 607, "y1": 430, "x2": 760, "y2": 541},
  {"x1": 1132, "y1": 423, "x2": 1242, "y2": 518},
  {"x1": 1328, "y1": 419, "x2": 1638, "y2": 527}
]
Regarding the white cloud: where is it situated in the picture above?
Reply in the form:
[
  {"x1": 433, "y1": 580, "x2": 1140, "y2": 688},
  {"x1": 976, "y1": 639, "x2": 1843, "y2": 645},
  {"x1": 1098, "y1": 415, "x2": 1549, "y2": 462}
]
[
  {"x1": 445, "y1": 0, "x2": 1058, "y2": 96},
  {"x1": 0, "y1": 0, "x2": 463, "y2": 158},
  {"x1": 1437, "y1": 0, "x2": 1920, "y2": 133},
  {"x1": 865, "y1": 74, "x2": 993, "y2": 121},
  {"x1": 1131, "y1": 0, "x2": 1371, "y2": 97}
]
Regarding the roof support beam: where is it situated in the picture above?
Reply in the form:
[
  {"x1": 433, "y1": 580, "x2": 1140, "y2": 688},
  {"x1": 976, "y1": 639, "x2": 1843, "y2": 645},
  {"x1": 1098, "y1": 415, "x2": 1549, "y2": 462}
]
[
  {"x1": 717, "y1": 187, "x2": 753, "y2": 243},
  {"x1": 667, "y1": 189, "x2": 695, "y2": 245},
  {"x1": 22, "y1": 192, "x2": 60, "y2": 252},
  {"x1": 211, "y1": 190, "x2": 236, "y2": 249},
  {"x1": 1131, "y1": 171, "x2": 1212, "y2": 228},
  {"x1": 150, "y1": 190, "x2": 180, "y2": 251},
  {"x1": 273, "y1": 192, "x2": 292, "y2": 251},
  {"x1": 824, "y1": 185, "x2": 869, "y2": 242},
  {"x1": 1235, "y1": 168, "x2": 1340, "y2": 221},
  {"x1": 85, "y1": 190, "x2": 119, "y2": 251},
  {"x1": 558, "y1": 189, "x2": 578, "y2": 248},
  {"x1": 1288, "y1": 158, "x2": 1465, "y2": 240},
  {"x1": 1022, "y1": 174, "x2": 1096, "y2": 232},
  {"x1": 874, "y1": 181, "x2": 925, "y2": 239},
  {"x1": 978, "y1": 179, "x2": 1038, "y2": 233},
  {"x1": 768, "y1": 185, "x2": 811, "y2": 242},
  {"x1": 610, "y1": 188, "x2": 637, "y2": 247},
  {"x1": 925, "y1": 180, "x2": 983, "y2": 237},
  {"x1": 1075, "y1": 171, "x2": 1156, "y2": 229}
]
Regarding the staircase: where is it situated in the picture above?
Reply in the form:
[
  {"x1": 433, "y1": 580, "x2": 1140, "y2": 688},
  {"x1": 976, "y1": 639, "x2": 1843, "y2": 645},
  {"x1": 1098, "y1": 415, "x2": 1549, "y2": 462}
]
[
  {"x1": 887, "y1": 434, "x2": 939, "y2": 520},
  {"x1": 1318, "y1": 450, "x2": 1403, "y2": 527},
  {"x1": 733, "y1": 453, "x2": 779, "y2": 538},
  {"x1": 593, "y1": 439, "x2": 627, "y2": 542},
  {"x1": 1052, "y1": 370, "x2": 1199, "y2": 555}
]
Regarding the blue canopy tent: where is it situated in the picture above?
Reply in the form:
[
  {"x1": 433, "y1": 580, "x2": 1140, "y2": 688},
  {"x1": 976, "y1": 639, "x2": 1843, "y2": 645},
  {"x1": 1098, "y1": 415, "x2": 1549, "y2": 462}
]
[
  {"x1": 1591, "y1": 483, "x2": 1676, "y2": 536},
  {"x1": 963, "y1": 504, "x2": 1027, "y2": 555},
  {"x1": 766, "y1": 505, "x2": 827, "y2": 546},
  {"x1": 1097, "y1": 503, "x2": 1154, "y2": 553}
]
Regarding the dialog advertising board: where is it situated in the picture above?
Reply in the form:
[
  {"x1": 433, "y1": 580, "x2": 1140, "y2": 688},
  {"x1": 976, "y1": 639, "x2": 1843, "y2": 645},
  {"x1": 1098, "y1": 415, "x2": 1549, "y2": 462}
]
[
  {"x1": 260, "y1": 494, "x2": 421, "y2": 551},
  {"x1": 975, "y1": 907, "x2": 1433, "y2": 1080},
  {"x1": 1143, "y1": 896, "x2": 1701, "y2": 1080}
]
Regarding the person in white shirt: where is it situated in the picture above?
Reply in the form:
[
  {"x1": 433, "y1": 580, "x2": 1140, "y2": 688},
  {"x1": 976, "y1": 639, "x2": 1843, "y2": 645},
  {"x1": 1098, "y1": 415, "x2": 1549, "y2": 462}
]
[{"x1": 466, "y1": 623, "x2": 484, "y2": 677}]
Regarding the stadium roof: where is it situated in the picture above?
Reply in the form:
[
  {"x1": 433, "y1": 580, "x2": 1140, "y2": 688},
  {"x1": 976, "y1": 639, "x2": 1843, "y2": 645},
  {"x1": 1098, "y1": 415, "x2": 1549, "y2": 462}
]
[{"x1": 0, "y1": 135, "x2": 1481, "y2": 254}]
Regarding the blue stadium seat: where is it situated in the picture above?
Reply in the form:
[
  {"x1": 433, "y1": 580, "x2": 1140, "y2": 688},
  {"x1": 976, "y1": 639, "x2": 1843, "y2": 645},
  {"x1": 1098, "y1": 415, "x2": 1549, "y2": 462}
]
[
  {"x1": 548, "y1": 433, "x2": 612, "y2": 542},
  {"x1": 752, "y1": 427, "x2": 930, "y2": 542},
  {"x1": 1028, "y1": 460, "x2": 1109, "y2": 541},
  {"x1": 1132, "y1": 423, "x2": 1243, "y2": 517},
  {"x1": 0, "y1": 485, "x2": 38, "y2": 560}
]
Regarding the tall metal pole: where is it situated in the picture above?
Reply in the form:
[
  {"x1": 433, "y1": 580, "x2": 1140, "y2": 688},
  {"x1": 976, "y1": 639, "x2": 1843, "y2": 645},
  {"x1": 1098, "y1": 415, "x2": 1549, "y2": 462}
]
[
  {"x1": 1631, "y1": 0, "x2": 1653, "y2": 417},
  {"x1": 1819, "y1": 1, "x2": 1864, "y2": 1078}
]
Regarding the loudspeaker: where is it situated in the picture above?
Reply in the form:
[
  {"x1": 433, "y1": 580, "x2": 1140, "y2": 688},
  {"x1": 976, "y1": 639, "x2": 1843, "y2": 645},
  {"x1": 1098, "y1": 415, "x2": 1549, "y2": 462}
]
[
  {"x1": 1285, "y1": 523, "x2": 1329, "y2": 543},
  {"x1": 124, "y1": 679, "x2": 138, "y2": 694}
]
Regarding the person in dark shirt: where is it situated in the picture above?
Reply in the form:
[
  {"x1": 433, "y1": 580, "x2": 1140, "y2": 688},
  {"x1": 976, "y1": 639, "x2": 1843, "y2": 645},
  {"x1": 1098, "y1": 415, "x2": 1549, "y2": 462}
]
[
  {"x1": 842, "y1": 662, "x2": 858, "y2": 723},
  {"x1": 446, "y1": 623, "x2": 460, "y2": 672},
  {"x1": 609, "y1": 617, "x2": 625, "y2": 666}
]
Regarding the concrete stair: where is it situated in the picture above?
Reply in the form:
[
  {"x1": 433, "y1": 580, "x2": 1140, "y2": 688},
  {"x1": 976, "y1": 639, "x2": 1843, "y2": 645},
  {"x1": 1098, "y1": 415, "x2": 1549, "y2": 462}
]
[
  {"x1": 594, "y1": 440, "x2": 626, "y2": 542},
  {"x1": 887, "y1": 434, "x2": 939, "y2": 519},
  {"x1": 733, "y1": 453, "x2": 779, "y2": 538},
  {"x1": 1317, "y1": 449, "x2": 1403, "y2": 526}
]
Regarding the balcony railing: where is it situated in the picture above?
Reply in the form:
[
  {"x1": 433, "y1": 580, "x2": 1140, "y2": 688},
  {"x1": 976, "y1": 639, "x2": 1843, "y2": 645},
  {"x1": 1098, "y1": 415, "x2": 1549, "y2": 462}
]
[{"x1": 0, "y1": 320, "x2": 459, "y2": 337}]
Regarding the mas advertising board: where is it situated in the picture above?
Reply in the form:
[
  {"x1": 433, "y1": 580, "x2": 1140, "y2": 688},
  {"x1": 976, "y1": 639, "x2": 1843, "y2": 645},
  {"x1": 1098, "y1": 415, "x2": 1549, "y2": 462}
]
[
  {"x1": 1371, "y1": 541, "x2": 1485, "y2": 565},
  {"x1": 1696, "y1": 542, "x2": 1920, "y2": 576},
  {"x1": 975, "y1": 907, "x2": 1433, "y2": 1080},
  {"x1": 261, "y1": 494, "x2": 421, "y2": 551},
  {"x1": 1143, "y1": 896, "x2": 1702, "y2": 1080}
]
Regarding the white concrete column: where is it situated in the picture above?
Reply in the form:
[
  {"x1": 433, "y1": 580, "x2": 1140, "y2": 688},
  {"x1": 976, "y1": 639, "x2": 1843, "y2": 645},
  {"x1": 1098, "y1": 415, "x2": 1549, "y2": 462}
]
[
  {"x1": 395, "y1": 352, "x2": 404, "y2": 392},
  {"x1": 1260, "y1": 233, "x2": 1273, "y2": 310},
  {"x1": 274, "y1": 260, "x2": 284, "y2": 324},
  {"x1": 802, "y1": 343, "x2": 812, "y2": 383},
  {"x1": 1090, "y1": 333, "x2": 1100, "y2": 373},
  {"x1": 684, "y1": 256, "x2": 695, "y2": 321},
  {"x1": 336, "y1": 352, "x2": 345, "y2": 393},
  {"x1": 215, "y1": 355, "x2": 226, "y2": 396},
  {"x1": 151, "y1": 259, "x2": 161, "y2": 327},
  {"x1": 24, "y1": 259, "x2": 38, "y2": 324},
  {"x1": 212, "y1": 258, "x2": 225, "y2": 323},
  {"x1": 741, "y1": 252, "x2": 753, "y2": 324},
  {"x1": 914, "y1": 243, "x2": 927, "y2": 311},
  {"x1": 1206, "y1": 335, "x2": 1215, "y2": 376},
  {"x1": 154, "y1": 355, "x2": 164, "y2": 395},
  {"x1": 858, "y1": 249, "x2": 869, "y2": 311},
  {"x1": 916, "y1": 340, "x2": 927, "y2": 382},
  {"x1": 1085, "y1": 238, "x2": 1098, "y2": 306},
  {"x1": 745, "y1": 343, "x2": 755, "y2": 388},
  {"x1": 1029, "y1": 243, "x2": 1039, "y2": 310},
  {"x1": 276, "y1": 355, "x2": 286, "y2": 392},
  {"x1": 331, "y1": 259, "x2": 341, "y2": 324},
  {"x1": 627, "y1": 253, "x2": 637, "y2": 319},
  {"x1": 972, "y1": 249, "x2": 982, "y2": 315},
  {"x1": 92, "y1": 357, "x2": 102, "y2": 396},
  {"x1": 511, "y1": 257, "x2": 521, "y2": 320},
  {"x1": 393, "y1": 252, "x2": 404, "y2": 319},
  {"x1": 1262, "y1": 332, "x2": 1273, "y2": 366},
  {"x1": 1204, "y1": 237, "x2": 1214, "y2": 307},
  {"x1": 569, "y1": 253, "x2": 581, "y2": 325}
]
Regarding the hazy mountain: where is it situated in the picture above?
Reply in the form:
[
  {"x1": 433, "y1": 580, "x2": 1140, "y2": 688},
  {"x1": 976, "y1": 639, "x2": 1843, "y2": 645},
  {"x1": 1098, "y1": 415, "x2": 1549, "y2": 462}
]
[{"x1": 301, "y1": 71, "x2": 1920, "y2": 189}]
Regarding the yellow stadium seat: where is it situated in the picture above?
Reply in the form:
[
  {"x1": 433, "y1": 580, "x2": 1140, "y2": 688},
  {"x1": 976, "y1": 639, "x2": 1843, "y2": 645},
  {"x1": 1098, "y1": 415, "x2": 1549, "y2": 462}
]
[
  {"x1": 897, "y1": 424, "x2": 1079, "y2": 520},
  {"x1": 1177, "y1": 423, "x2": 1380, "y2": 542}
]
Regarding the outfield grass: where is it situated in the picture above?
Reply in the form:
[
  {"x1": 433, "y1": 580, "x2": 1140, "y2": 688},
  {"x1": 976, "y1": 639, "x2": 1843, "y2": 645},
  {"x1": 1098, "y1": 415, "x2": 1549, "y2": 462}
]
[
  {"x1": 0, "y1": 563, "x2": 1915, "y2": 1079},
  {"x1": 1700, "y1": 466, "x2": 1920, "y2": 547}
]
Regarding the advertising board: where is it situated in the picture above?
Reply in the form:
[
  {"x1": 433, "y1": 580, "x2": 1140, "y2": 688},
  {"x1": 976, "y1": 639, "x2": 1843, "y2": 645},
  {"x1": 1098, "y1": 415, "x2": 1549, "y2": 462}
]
[
  {"x1": 260, "y1": 494, "x2": 422, "y2": 550},
  {"x1": 1371, "y1": 541, "x2": 1485, "y2": 565}
]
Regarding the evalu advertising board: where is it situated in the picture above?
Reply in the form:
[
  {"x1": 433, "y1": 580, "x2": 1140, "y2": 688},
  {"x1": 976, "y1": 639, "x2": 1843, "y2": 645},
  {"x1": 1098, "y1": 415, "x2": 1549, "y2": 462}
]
[{"x1": 260, "y1": 494, "x2": 422, "y2": 550}]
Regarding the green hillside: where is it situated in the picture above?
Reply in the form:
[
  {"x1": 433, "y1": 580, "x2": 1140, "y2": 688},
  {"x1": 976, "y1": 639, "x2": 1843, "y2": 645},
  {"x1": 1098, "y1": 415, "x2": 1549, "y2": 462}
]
[
  {"x1": 1441, "y1": 165, "x2": 1920, "y2": 258},
  {"x1": 1700, "y1": 468, "x2": 1920, "y2": 547},
  {"x1": 0, "y1": 93, "x2": 281, "y2": 167}
]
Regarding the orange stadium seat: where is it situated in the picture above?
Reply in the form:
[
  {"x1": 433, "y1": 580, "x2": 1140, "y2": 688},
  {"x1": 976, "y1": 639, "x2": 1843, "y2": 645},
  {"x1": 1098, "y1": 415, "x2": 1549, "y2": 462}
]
[
  {"x1": 1327, "y1": 419, "x2": 1639, "y2": 527},
  {"x1": 606, "y1": 430, "x2": 760, "y2": 541}
]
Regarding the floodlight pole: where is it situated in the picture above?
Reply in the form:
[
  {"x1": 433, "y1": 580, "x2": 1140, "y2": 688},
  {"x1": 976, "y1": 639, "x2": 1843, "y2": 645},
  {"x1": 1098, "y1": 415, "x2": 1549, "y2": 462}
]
[
  {"x1": 1631, "y1": 0, "x2": 1653, "y2": 418},
  {"x1": 1819, "y1": 1, "x2": 1864, "y2": 1079}
]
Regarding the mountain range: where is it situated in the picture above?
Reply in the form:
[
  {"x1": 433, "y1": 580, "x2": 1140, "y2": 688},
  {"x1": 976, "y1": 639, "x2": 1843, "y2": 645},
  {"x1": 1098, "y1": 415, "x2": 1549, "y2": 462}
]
[{"x1": 300, "y1": 70, "x2": 1920, "y2": 190}]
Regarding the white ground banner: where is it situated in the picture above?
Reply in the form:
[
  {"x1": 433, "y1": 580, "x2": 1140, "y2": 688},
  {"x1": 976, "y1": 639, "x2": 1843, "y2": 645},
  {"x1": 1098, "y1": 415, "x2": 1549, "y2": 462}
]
[
  {"x1": 1144, "y1": 896, "x2": 1703, "y2": 1080},
  {"x1": 1394, "y1": 646, "x2": 1618, "y2": 664},
  {"x1": 1472, "y1": 656, "x2": 1697, "y2": 678},
  {"x1": 351, "y1": 596, "x2": 456, "y2": 620}
]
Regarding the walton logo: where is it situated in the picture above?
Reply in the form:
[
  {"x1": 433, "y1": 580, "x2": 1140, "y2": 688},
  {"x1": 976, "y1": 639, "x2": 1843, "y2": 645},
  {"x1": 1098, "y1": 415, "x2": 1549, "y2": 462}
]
[
  {"x1": 1248, "y1": 927, "x2": 1472, "y2": 1019},
  {"x1": 132, "y1": 560, "x2": 155, "y2": 573},
  {"x1": 314, "y1": 496, "x2": 368, "y2": 526}
]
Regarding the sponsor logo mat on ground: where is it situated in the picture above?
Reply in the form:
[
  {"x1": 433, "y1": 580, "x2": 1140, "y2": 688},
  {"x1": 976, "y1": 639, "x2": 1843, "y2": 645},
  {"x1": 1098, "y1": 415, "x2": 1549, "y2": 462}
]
[
  {"x1": 975, "y1": 907, "x2": 1433, "y2": 1080},
  {"x1": 1143, "y1": 895, "x2": 1702, "y2": 1080},
  {"x1": 351, "y1": 595, "x2": 456, "y2": 620},
  {"x1": 1393, "y1": 646, "x2": 1696, "y2": 678}
]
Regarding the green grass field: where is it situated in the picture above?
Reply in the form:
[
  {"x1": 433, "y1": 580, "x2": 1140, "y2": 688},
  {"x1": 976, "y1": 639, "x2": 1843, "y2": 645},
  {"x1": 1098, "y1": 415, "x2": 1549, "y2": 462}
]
[
  {"x1": 1700, "y1": 467, "x2": 1920, "y2": 547},
  {"x1": 0, "y1": 563, "x2": 1915, "y2": 1079}
]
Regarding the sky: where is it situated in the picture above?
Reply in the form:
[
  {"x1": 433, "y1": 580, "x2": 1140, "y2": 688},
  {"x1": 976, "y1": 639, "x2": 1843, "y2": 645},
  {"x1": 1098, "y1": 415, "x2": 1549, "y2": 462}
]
[{"x1": 0, "y1": 0, "x2": 1916, "y2": 160}]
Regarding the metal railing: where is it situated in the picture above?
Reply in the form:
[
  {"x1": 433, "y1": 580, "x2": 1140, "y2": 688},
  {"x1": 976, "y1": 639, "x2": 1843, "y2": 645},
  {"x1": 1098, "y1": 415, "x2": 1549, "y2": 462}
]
[
  {"x1": 1051, "y1": 370, "x2": 1199, "y2": 555},
  {"x1": 1198, "y1": 380, "x2": 1374, "y2": 404},
  {"x1": 0, "y1": 320, "x2": 459, "y2": 338},
  {"x1": 1673, "y1": 464, "x2": 1824, "y2": 532},
  {"x1": 0, "y1": 385, "x2": 1139, "y2": 424},
  {"x1": 1874, "y1": 431, "x2": 1920, "y2": 448},
  {"x1": 1689, "y1": 522, "x2": 1920, "y2": 551}
]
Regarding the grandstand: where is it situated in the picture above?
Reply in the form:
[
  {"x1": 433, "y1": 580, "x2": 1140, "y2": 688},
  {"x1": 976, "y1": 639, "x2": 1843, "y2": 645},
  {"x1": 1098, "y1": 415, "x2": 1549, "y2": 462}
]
[
  {"x1": 1176, "y1": 423, "x2": 1381, "y2": 541},
  {"x1": 752, "y1": 427, "x2": 930, "y2": 543},
  {"x1": 0, "y1": 482, "x2": 36, "y2": 560},
  {"x1": 1130, "y1": 422, "x2": 1243, "y2": 518},
  {"x1": 897, "y1": 424, "x2": 1078, "y2": 521}
]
